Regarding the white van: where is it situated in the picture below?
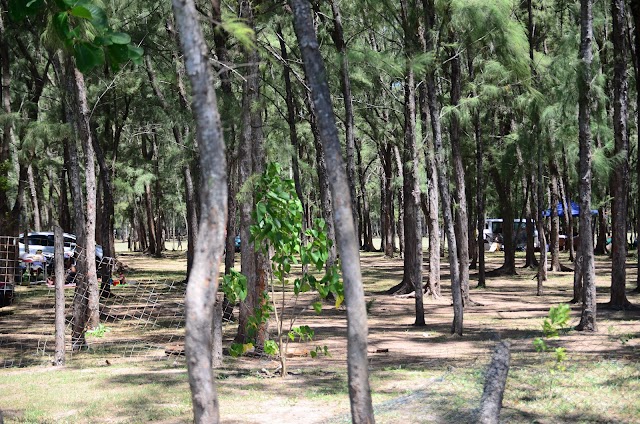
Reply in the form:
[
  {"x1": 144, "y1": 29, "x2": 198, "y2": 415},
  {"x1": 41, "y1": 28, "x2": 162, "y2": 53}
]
[{"x1": 483, "y1": 219, "x2": 539, "y2": 250}]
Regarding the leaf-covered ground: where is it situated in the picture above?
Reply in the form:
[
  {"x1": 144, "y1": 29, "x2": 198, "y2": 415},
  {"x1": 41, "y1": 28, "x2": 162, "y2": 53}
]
[{"x1": 1, "y1": 245, "x2": 639, "y2": 423}]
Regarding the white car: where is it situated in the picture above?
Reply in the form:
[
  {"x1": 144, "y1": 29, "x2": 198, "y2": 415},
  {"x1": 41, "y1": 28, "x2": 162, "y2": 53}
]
[{"x1": 18, "y1": 232, "x2": 104, "y2": 261}]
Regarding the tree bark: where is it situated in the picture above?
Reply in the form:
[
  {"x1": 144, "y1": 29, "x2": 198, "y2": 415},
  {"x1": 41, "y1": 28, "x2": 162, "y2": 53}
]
[
  {"x1": 447, "y1": 38, "x2": 471, "y2": 305},
  {"x1": 394, "y1": 145, "x2": 405, "y2": 258},
  {"x1": 27, "y1": 165, "x2": 41, "y2": 231},
  {"x1": 54, "y1": 224, "x2": 66, "y2": 366},
  {"x1": 630, "y1": 0, "x2": 640, "y2": 293},
  {"x1": 380, "y1": 142, "x2": 394, "y2": 257},
  {"x1": 71, "y1": 64, "x2": 100, "y2": 330},
  {"x1": 0, "y1": 6, "x2": 19, "y2": 236},
  {"x1": 608, "y1": 0, "x2": 631, "y2": 309},
  {"x1": 305, "y1": 89, "x2": 338, "y2": 267},
  {"x1": 475, "y1": 111, "x2": 486, "y2": 288},
  {"x1": 536, "y1": 143, "x2": 547, "y2": 294},
  {"x1": 549, "y1": 159, "x2": 561, "y2": 272},
  {"x1": 576, "y1": 0, "x2": 597, "y2": 332},
  {"x1": 422, "y1": 0, "x2": 462, "y2": 333},
  {"x1": 172, "y1": 0, "x2": 229, "y2": 421},
  {"x1": 329, "y1": 0, "x2": 359, "y2": 235},
  {"x1": 290, "y1": 1, "x2": 375, "y2": 420},
  {"x1": 184, "y1": 166, "x2": 198, "y2": 278},
  {"x1": 418, "y1": 83, "x2": 440, "y2": 296},
  {"x1": 397, "y1": 2, "x2": 425, "y2": 323},
  {"x1": 478, "y1": 341, "x2": 511, "y2": 424}
]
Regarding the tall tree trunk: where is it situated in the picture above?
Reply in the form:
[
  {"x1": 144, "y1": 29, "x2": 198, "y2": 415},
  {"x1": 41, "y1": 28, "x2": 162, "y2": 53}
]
[
  {"x1": 27, "y1": 164, "x2": 41, "y2": 231},
  {"x1": 630, "y1": 0, "x2": 640, "y2": 293},
  {"x1": 172, "y1": 0, "x2": 228, "y2": 421},
  {"x1": 576, "y1": 0, "x2": 597, "y2": 332},
  {"x1": 475, "y1": 111, "x2": 486, "y2": 288},
  {"x1": 608, "y1": 0, "x2": 631, "y2": 309},
  {"x1": 536, "y1": 144, "x2": 547, "y2": 293},
  {"x1": 0, "y1": 7, "x2": 19, "y2": 236},
  {"x1": 329, "y1": 0, "x2": 359, "y2": 234},
  {"x1": 423, "y1": 0, "x2": 462, "y2": 333},
  {"x1": 595, "y1": 206, "x2": 608, "y2": 255},
  {"x1": 448, "y1": 40, "x2": 471, "y2": 305},
  {"x1": 67, "y1": 137, "x2": 87, "y2": 350},
  {"x1": 184, "y1": 166, "x2": 198, "y2": 278},
  {"x1": 418, "y1": 84, "x2": 441, "y2": 296},
  {"x1": 560, "y1": 147, "x2": 576, "y2": 261},
  {"x1": 71, "y1": 65, "x2": 100, "y2": 330},
  {"x1": 394, "y1": 145, "x2": 405, "y2": 257},
  {"x1": 397, "y1": 3, "x2": 425, "y2": 323},
  {"x1": 277, "y1": 24, "x2": 310, "y2": 271},
  {"x1": 356, "y1": 140, "x2": 374, "y2": 251},
  {"x1": 54, "y1": 224, "x2": 66, "y2": 366},
  {"x1": 380, "y1": 142, "x2": 394, "y2": 257},
  {"x1": 305, "y1": 90, "x2": 338, "y2": 267},
  {"x1": 290, "y1": 1, "x2": 375, "y2": 420},
  {"x1": 549, "y1": 158, "x2": 561, "y2": 272},
  {"x1": 144, "y1": 183, "x2": 157, "y2": 255},
  {"x1": 224, "y1": 161, "x2": 237, "y2": 274},
  {"x1": 235, "y1": 0, "x2": 269, "y2": 349}
]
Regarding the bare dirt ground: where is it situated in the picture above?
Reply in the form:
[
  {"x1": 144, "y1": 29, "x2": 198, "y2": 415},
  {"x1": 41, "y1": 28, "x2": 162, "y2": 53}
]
[{"x1": 1, "y1": 248, "x2": 639, "y2": 423}]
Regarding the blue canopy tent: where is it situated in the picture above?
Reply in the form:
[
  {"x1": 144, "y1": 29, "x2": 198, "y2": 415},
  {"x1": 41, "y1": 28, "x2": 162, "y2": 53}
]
[{"x1": 542, "y1": 201, "x2": 598, "y2": 217}]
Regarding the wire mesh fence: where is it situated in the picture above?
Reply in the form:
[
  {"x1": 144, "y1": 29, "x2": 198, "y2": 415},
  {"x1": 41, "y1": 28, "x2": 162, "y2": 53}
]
[{"x1": 0, "y1": 239, "x2": 236, "y2": 368}]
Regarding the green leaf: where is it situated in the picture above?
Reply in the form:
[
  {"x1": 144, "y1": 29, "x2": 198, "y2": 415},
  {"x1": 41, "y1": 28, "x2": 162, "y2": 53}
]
[
  {"x1": 74, "y1": 41, "x2": 105, "y2": 73},
  {"x1": 263, "y1": 340, "x2": 279, "y2": 355},
  {"x1": 335, "y1": 294, "x2": 344, "y2": 309},
  {"x1": 309, "y1": 350, "x2": 317, "y2": 358},
  {"x1": 53, "y1": 12, "x2": 72, "y2": 43},
  {"x1": 70, "y1": 6, "x2": 92, "y2": 19},
  {"x1": 8, "y1": 0, "x2": 44, "y2": 20},
  {"x1": 93, "y1": 36, "x2": 113, "y2": 46},
  {"x1": 83, "y1": 4, "x2": 108, "y2": 30},
  {"x1": 106, "y1": 44, "x2": 129, "y2": 71},
  {"x1": 127, "y1": 45, "x2": 144, "y2": 65},
  {"x1": 312, "y1": 302, "x2": 322, "y2": 314},
  {"x1": 109, "y1": 32, "x2": 132, "y2": 45}
]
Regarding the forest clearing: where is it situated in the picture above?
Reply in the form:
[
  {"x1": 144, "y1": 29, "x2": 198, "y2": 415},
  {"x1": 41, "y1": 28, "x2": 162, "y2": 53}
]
[
  {"x1": 2, "y1": 0, "x2": 640, "y2": 422},
  {"x1": 1, "y1": 247, "x2": 639, "y2": 423}
]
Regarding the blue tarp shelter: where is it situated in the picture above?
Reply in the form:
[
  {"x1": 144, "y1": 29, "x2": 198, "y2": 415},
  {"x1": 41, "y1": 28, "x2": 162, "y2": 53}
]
[{"x1": 542, "y1": 201, "x2": 598, "y2": 217}]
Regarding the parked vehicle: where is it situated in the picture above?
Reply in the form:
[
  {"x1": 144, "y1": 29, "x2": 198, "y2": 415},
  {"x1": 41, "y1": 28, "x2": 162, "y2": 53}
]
[
  {"x1": 483, "y1": 219, "x2": 539, "y2": 250},
  {"x1": 234, "y1": 235, "x2": 241, "y2": 252},
  {"x1": 18, "y1": 232, "x2": 104, "y2": 260}
]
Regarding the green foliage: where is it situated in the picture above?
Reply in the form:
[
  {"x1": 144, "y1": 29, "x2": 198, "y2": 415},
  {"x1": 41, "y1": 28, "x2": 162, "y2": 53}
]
[
  {"x1": 288, "y1": 325, "x2": 314, "y2": 342},
  {"x1": 228, "y1": 342, "x2": 253, "y2": 358},
  {"x1": 86, "y1": 324, "x2": 110, "y2": 338},
  {"x1": 251, "y1": 163, "x2": 343, "y2": 302},
  {"x1": 263, "y1": 340, "x2": 279, "y2": 355},
  {"x1": 542, "y1": 304, "x2": 570, "y2": 338},
  {"x1": 220, "y1": 269, "x2": 247, "y2": 304},
  {"x1": 0, "y1": 161, "x2": 11, "y2": 193},
  {"x1": 245, "y1": 163, "x2": 342, "y2": 364},
  {"x1": 533, "y1": 337, "x2": 547, "y2": 353},
  {"x1": 220, "y1": 11, "x2": 255, "y2": 50},
  {"x1": 9, "y1": 0, "x2": 143, "y2": 72},
  {"x1": 532, "y1": 305, "x2": 570, "y2": 370}
]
